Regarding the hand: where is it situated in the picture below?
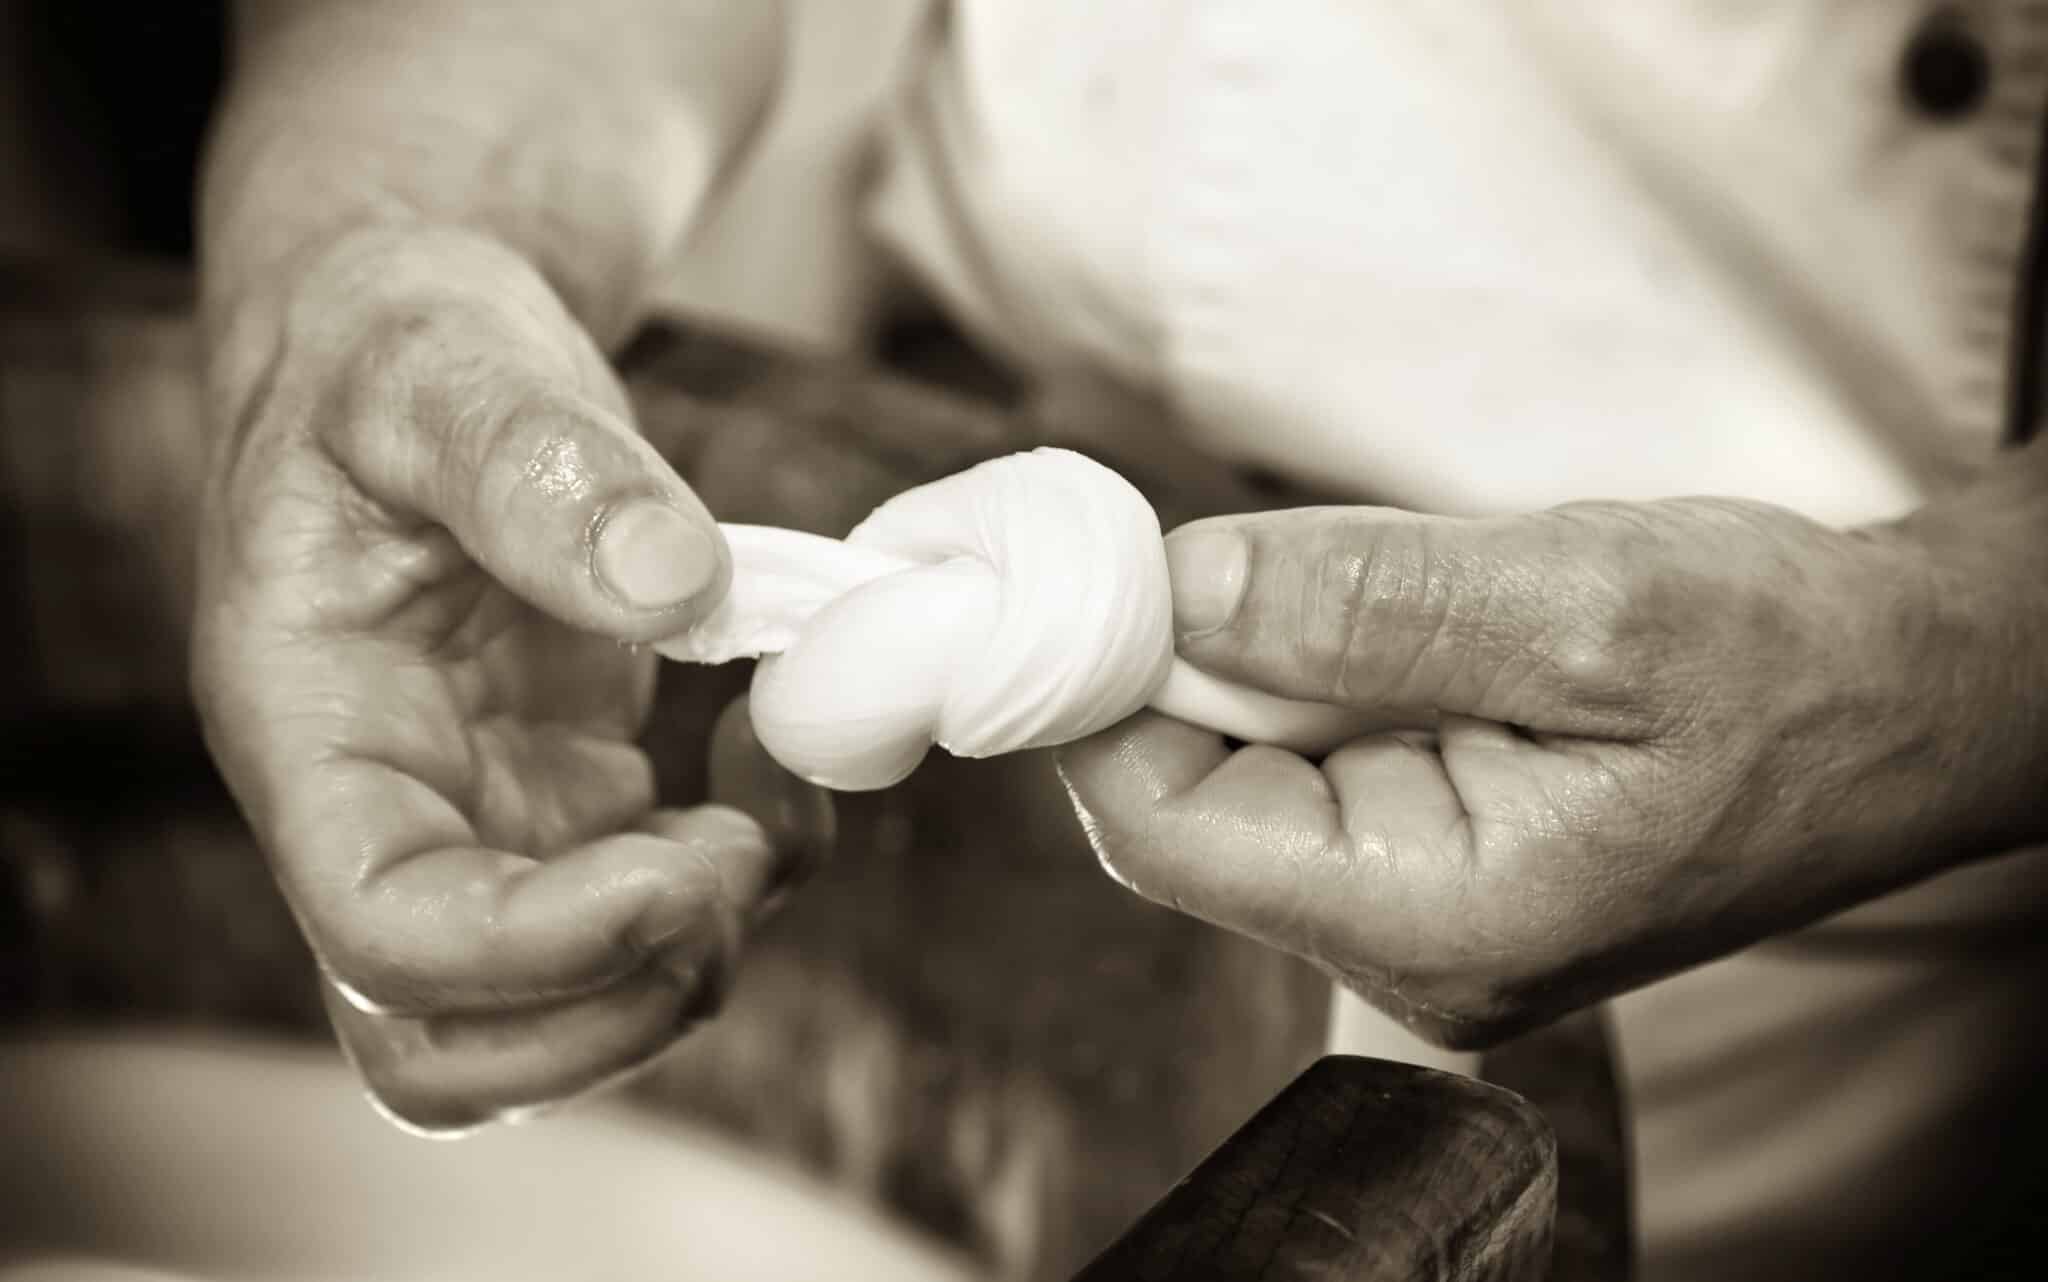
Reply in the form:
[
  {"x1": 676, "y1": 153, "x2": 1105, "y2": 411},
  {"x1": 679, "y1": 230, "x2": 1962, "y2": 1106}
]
[
  {"x1": 1057, "y1": 497, "x2": 2043, "y2": 1046},
  {"x1": 192, "y1": 223, "x2": 829, "y2": 1131}
]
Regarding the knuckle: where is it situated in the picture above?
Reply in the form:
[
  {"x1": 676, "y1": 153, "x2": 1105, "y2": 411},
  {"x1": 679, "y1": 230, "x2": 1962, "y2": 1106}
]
[
  {"x1": 312, "y1": 299, "x2": 457, "y2": 501},
  {"x1": 439, "y1": 395, "x2": 529, "y2": 525},
  {"x1": 1526, "y1": 508, "x2": 1670, "y2": 722},
  {"x1": 1542, "y1": 579, "x2": 1641, "y2": 701},
  {"x1": 334, "y1": 296, "x2": 449, "y2": 430},
  {"x1": 1318, "y1": 519, "x2": 1474, "y2": 708},
  {"x1": 1298, "y1": 531, "x2": 1388, "y2": 704},
  {"x1": 330, "y1": 292, "x2": 570, "y2": 521}
]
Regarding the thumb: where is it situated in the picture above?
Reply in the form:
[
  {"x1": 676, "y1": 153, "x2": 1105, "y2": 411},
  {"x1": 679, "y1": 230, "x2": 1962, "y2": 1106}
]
[
  {"x1": 1161, "y1": 506, "x2": 1652, "y2": 737},
  {"x1": 325, "y1": 276, "x2": 728, "y2": 642}
]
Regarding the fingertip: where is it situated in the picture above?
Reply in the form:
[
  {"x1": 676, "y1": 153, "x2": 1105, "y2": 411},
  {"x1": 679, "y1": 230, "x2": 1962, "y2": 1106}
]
[
  {"x1": 553, "y1": 816, "x2": 754, "y2": 1027},
  {"x1": 631, "y1": 806, "x2": 774, "y2": 900}
]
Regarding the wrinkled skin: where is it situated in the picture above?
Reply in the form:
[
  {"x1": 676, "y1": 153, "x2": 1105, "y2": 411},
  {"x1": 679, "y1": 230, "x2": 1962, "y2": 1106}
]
[
  {"x1": 1059, "y1": 494, "x2": 2048, "y2": 1048},
  {"x1": 191, "y1": 225, "x2": 831, "y2": 1133}
]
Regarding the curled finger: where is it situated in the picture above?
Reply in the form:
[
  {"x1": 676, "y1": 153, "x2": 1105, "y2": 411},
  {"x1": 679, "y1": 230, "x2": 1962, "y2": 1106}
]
[
  {"x1": 288, "y1": 765, "x2": 772, "y2": 1016},
  {"x1": 322, "y1": 965, "x2": 713, "y2": 1136}
]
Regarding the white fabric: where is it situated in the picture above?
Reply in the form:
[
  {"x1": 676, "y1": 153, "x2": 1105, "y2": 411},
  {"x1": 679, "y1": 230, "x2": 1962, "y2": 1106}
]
[
  {"x1": 866, "y1": 0, "x2": 2038, "y2": 518},
  {"x1": 645, "y1": 0, "x2": 934, "y2": 347}
]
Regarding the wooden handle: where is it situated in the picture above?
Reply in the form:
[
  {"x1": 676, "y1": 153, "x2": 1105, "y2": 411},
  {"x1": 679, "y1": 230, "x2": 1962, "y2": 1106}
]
[{"x1": 1070, "y1": 1055, "x2": 1558, "y2": 1282}]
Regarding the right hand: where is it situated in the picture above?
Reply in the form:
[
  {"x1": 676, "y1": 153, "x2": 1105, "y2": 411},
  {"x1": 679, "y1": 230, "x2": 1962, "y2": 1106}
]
[{"x1": 192, "y1": 223, "x2": 830, "y2": 1133}]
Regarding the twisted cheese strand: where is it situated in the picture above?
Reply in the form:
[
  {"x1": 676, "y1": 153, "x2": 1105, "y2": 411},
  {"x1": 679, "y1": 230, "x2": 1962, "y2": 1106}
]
[{"x1": 658, "y1": 449, "x2": 1376, "y2": 790}]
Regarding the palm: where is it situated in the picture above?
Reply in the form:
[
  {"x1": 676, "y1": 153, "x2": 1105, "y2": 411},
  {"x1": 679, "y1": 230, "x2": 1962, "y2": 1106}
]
[
  {"x1": 189, "y1": 236, "x2": 805, "y2": 1125},
  {"x1": 206, "y1": 499, "x2": 664, "y2": 882},
  {"x1": 346, "y1": 542, "x2": 660, "y2": 859}
]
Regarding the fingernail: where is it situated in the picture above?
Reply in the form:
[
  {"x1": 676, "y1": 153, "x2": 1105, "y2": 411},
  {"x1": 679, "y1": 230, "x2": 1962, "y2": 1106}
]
[
  {"x1": 1165, "y1": 525, "x2": 1249, "y2": 636},
  {"x1": 594, "y1": 498, "x2": 716, "y2": 610}
]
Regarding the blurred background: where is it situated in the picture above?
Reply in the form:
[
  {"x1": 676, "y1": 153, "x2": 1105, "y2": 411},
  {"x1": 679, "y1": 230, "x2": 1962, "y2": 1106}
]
[{"x1": 0, "y1": 2, "x2": 219, "y2": 262}]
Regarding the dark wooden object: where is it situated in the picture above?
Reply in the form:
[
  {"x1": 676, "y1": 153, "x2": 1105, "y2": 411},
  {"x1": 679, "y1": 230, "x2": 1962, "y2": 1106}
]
[{"x1": 1073, "y1": 1056, "x2": 1558, "y2": 1282}]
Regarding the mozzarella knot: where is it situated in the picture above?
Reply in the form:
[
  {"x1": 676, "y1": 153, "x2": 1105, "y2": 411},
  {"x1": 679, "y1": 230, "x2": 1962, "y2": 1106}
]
[{"x1": 659, "y1": 448, "x2": 1373, "y2": 789}]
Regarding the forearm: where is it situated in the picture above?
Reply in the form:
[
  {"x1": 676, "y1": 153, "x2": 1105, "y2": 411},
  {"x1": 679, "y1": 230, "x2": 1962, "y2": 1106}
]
[
  {"x1": 200, "y1": 0, "x2": 784, "y2": 373},
  {"x1": 1869, "y1": 433, "x2": 2048, "y2": 868}
]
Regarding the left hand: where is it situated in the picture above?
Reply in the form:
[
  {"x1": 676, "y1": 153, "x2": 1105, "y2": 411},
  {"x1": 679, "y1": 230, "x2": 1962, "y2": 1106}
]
[
  {"x1": 189, "y1": 227, "x2": 830, "y2": 1132},
  {"x1": 1056, "y1": 497, "x2": 2038, "y2": 1047}
]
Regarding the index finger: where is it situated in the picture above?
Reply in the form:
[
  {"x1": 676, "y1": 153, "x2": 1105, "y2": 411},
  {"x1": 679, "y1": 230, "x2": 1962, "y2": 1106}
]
[
  {"x1": 1053, "y1": 712, "x2": 1493, "y2": 1032},
  {"x1": 1054, "y1": 712, "x2": 1363, "y2": 958}
]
